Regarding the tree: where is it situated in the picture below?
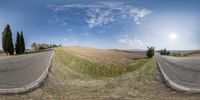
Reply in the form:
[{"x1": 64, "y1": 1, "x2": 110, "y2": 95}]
[
  {"x1": 160, "y1": 48, "x2": 170, "y2": 55},
  {"x1": 15, "y1": 32, "x2": 21, "y2": 54},
  {"x1": 58, "y1": 44, "x2": 62, "y2": 47},
  {"x1": 20, "y1": 31, "x2": 25, "y2": 53},
  {"x1": 2, "y1": 24, "x2": 14, "y2": 55},
  {"x1": 15, "y1": 31, "x2": 25, "y2": 54},
  {"x1": 146, "y1": 46, "x2": 155, "y2": 58},
  {"x1": 31, "y1": 43, "x2": 38, "y2": 51},
  {"x1": 53, "y1": 44, "x2": 57, "y2": 47}
]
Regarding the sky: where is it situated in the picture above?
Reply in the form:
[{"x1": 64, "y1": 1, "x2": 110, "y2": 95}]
[{"x1": 0, "y1": 0, "x2": 200, "y2": 50}]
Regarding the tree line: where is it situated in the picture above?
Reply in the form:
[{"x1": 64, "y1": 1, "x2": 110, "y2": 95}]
[
  {"x1": 2, "y1": 24, "x2": 25, "y2": 55},
  {"x1": 160, "y1": 48, "x2": 170, "y2": 55},
  {"x1": 31, "y1": 43, "x2": 62, "y2": 51},
  {"x1": 146, "y1": 47, "x2": 172, "y2": 58}
]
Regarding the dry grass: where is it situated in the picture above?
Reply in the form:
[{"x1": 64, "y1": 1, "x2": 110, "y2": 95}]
[
  {"x1": 62, "y1": 46, "x2": 146, "y2": 64},
  {"x1": 187, "y1": 52, "x2": 200, "y2": 57},
  {"x1": 55, "y1": 48, "x2": 149, "y2": 77},
  {"x1": 0, "y1": 47, "x2": 200, "y2": 99},
  {"x1": 171, "y1": 50, "x2": 200, "y2": 57},
  {"x1": 0, "y1": 51, "x2": 6, "y2": 57}
]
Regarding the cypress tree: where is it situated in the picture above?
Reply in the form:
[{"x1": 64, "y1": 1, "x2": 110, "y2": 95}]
[
  {"x1": 2, "y1": 24, "x2": 14, "y2": 55},
  {"x1": 15, "y1": 32, "x2": 21, "y2": 54},
  {"x1": 20, "y1": 31, "x2": 25, "y2": 53}
]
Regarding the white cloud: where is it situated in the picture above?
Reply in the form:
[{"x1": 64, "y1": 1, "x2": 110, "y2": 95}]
[
  {"x1": 47, "y1": 2, "x2": 152, "y2": 28},
  {"x1": 86, "y1": 9, "x2": 114, "y2": 28},
  {"x1": 81, "y1": 32, "x2": 90, "y2": 36},
  {"x1": 64, "y1": 38, "x2": 79, "y2": 44},
  {"x1": 65, "y1": 29, "x2": 73, "y2": 34},
  {"x1": 129, "y1": 8, "x2": 152, "y2": 24},
  {"x1": 48, "y1": 15, "x2": 67, "y2": 26},
  {"x1": 64, "y1": 38, "x2": 68, "y2": 42},
  {"x1": 118, "y1": 35, "x2": 147, "y2": 49}
]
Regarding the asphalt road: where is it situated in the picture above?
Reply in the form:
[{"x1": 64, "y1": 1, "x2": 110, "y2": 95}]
[
  {"x1": 0, "y1": 50, "x2": 53, "y2": 89},
  {"x1": 158, "y1": 55, "x2": 200, "y2": 89}
]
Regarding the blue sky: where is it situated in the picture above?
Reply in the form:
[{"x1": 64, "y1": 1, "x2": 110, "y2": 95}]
[{"x1": 0, "y1": 0, "x2": 200, "y2": 50}]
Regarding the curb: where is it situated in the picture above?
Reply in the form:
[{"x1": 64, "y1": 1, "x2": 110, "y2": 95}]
[
  {"x1": 0, "y1": 50, "x2": 54, "y2": 94},
  {"x1": 157, "y1": 56, "x2": 200, "y2": 93}
]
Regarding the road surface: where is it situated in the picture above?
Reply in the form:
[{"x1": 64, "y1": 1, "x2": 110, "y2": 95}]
[
  {"x1": 158, "y1": 55, "x2": 200, "y2": 91},
  {"x1": 0, "y1": 50, "x2": 53, "y2": 89}
]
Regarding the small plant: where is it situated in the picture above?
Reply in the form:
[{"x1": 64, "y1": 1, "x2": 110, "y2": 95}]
[{"x1": 146, "y1": 47, "x2": 155, "y2": 58}]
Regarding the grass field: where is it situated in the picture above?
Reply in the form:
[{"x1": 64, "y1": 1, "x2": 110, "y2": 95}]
[
  {"x1": 1, "y1": 47, "x2": 200, "y2": 99},
  {"x1": 62, "y1": 46, "x2": 146, "y2": 64},
  {"x1": 56, "y1": 47, "x2": 149, "y2": 78},
  {"x1": 169, "y1": 50, "x2": 200, "y2": 57}
]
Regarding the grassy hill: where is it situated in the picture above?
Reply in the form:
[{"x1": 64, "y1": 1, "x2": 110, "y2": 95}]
[
  {"x1": 55, "y1": 46, "x2": 149, "y2": 78},
  {"x1": 1, "y1": 46, "x2": 200, "y2": 99}
]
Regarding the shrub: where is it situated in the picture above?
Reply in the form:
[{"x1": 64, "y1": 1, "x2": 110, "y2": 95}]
[{"x1": 146, "y1": 47, "x2": 155, "y2": 58}]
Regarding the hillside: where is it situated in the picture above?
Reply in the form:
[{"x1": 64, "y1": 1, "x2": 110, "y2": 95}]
[
  {"x1": 55, "y1": 46, "x2": 149, "y2": 77},
  {"x1": 1, "y1": 47, "x2": 200, "y2": 99},
  {"x1": 62, "y1": 46, "x2": 146, "y2": 64}
]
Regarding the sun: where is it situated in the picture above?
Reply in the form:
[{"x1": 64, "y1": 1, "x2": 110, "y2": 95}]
[{"x1": 169, "y1": 32, "x2": 177, "y2": 40}]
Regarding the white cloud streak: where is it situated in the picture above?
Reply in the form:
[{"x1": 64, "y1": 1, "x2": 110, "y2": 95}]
[
  {"x1": 47, "y1": 2, "x2": 152, "y2": 28},
  {"x1": 81, "y1": 32, "x2": 90, "y2": 36},
  {"x1": 118, "y1": 35, "x2": 147, "y2": 49}
]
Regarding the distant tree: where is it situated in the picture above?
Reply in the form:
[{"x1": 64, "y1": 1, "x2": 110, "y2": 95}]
[
  {"x1": 20, "y1": 31, "x2": 25, "y2": 53},
  {"x1": 160, "y1": 48, "x2": 170, "y2": 55},
  {"x1": 58, "y1": 44, "x2": 62, "y2": 47},
  {"x1": 49, "y1": 44, "x2": 53, "y2": 48},
  {"x1": 163, "y1": 48, "x2": 167, "y2": 55},
  {"x1": 160, "y1": 49, "x2": 163, "y2": 55},
  {"x1": 31, "y1": 43, "x2": 38, "y2": 51},
  {"x1": 2, "y1": 24, "x2": 14, "y2": 55},
  {"x1": 146, "y1": 46, "x2": 155, "y2": 58},
  {"x1": 53, "y1": 44, "x2": 57, "y2": 47},
  {"x1": 15, "y1": 32, "x2": 21, "y2": 54},
  {"x1": 166, "y1": 51, "x2": 170, "y2": 55},
  {"x1": 31, "y1": 43, "x2": 60, "y2": 51}
]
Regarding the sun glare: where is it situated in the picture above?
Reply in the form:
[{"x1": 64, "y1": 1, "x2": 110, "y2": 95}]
[{"x1": 169, "y1": 32, "x2": 177, "y2": 40}]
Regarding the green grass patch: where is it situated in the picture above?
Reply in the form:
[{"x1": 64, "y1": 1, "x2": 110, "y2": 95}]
[{"x1": 55, "y1": 48, "x2": 150, "y2": 78}]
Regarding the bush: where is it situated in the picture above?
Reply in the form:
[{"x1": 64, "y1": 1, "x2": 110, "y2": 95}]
[{"x1": 146, "y1": 47, "x2": 155, "y2": 58}]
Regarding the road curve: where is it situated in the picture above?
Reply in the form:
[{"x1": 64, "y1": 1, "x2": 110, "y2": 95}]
[
  {"x1": 157, "y1": 55, "x2": 200, "y2": 92},
  {"x1": 0, "y1": 50, "x2": 53, "y2": 93}
]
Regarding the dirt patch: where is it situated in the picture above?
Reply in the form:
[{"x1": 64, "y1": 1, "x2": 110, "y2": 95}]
[
  {"x1": 187, "y1": 53, "x2": 200, "y2": 57},
  {"x1": 62, "y1": 46, "x2": 146, "y2": 64},
  {"x1": 0, "y1": 53, "x2": 6, "y2": 57}
]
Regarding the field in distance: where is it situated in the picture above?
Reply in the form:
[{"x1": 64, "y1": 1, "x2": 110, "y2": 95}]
[
  {"x1": 62, "y1": 46, "x2": 146, "y2": 64},
  {"x1": 55, "y1": 46, "x2": 149, "y2": 77},
  {"x1": 170, "y1": 50, "x2": 200, "y2": 57}
]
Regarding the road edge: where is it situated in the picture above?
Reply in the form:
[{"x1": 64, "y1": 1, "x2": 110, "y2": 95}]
[
  {"x1": 157, "y1": 56, "x2": 200, "y2": 93},
  {"x1": 0, "y1": 50, "x2": 54, "y2": 94}
]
